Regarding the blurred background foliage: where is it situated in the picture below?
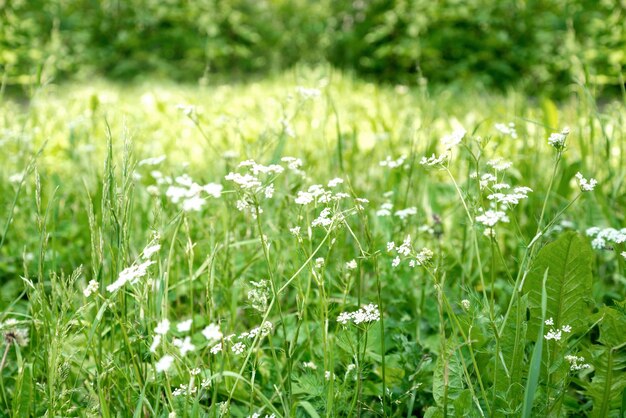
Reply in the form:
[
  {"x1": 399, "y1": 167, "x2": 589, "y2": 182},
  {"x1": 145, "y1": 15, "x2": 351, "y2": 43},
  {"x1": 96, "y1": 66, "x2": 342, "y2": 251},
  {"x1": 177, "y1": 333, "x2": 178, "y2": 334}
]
[{"x1": 1, "y1": 0, "x2": 625, "y2": 96}]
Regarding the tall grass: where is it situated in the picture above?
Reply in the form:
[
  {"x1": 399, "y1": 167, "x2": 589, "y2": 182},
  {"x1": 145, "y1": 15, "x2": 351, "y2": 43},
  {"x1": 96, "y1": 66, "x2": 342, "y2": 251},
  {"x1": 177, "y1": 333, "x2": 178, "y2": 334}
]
[{"x1": 0, "y1": 68, "x2": 625, "y2": 417}]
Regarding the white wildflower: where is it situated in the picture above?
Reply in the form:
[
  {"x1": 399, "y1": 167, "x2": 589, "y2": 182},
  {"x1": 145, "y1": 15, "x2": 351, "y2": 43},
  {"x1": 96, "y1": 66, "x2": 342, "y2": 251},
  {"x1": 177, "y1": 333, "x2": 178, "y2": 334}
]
[
  {"x1": 302, "y1": 361, "x2": 317, "y2": 370},
  {"x1": 565, "y1": 355, "x2": 590, "y2": 371},
  {"x1": 210, "y1": 342, "x2": 223, "y2": 354},
  {"x1": 156, "y1": 355, "x2": 174, "y2": 373},
  {"x1": 83, "y1": 279, "x2": 99, "y2": 297},
  {"x1": 142, "y1": 243, "x2": 161, "y2": 259},
  {"x1": 380, "y1": 155, "x2": 406, "y2": 169},
  {"x1": 155, "y1": 319, "x2": 170, "y2": 335},
  {"x1": 177, "y1": 319, "x2": 192, "y2": 333},
  {"x1": 337, "y1": 304, "x2": 380, "y2": 326},
  {"x1": 138, "y1": 155, "x2": 166, "y2": 166},
  {"x1": 149, "y1": 335, "x2": 161, "y2": 353},
  {"x1": 441, "y1": 128, "x2": 466, "y2": 150},
  {"x1": 327, "y1": 178, "x2": 344, "y2": 188},
  {"x1": 173, "y1": 336, "x2": 195, "y2": 356},
  {"x1": 202, "y1": 323, "x2": 222, "y2": 341},
  {"x1": 346, "y1": 259, "x2": 357, "y2": 270},
  {"x1": 231, "y1": 342, "x2": 246, "y2": 355},
  {"x1": 494, "y1": 122, "x2": 518, "y2": 139},
  {"x1": 486, "y1": 158, "x2": 512, "y2": 171},
  {"x1": 548, "y1": 127, "x2": 570, "y2": 150},
  {"x1": 575, "y1": 172, "x2": 597, "y2": 192},
  {"x1": 476, "y1": 209, "x2": 509, "y2": 227},
  {"x1": 394, "y1": 207, "x2": 417, "y2": 220},
  {"x1": 420, "y1": 154, "x2": 447, "y2": 167}
]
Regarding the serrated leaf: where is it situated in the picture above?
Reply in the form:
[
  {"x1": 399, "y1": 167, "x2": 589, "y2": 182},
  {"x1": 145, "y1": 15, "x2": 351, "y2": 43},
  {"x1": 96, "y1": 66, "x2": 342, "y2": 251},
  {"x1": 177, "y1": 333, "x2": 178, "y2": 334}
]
[{"x1": 523, "y1": 231, "x2": 593, "y2": 334}]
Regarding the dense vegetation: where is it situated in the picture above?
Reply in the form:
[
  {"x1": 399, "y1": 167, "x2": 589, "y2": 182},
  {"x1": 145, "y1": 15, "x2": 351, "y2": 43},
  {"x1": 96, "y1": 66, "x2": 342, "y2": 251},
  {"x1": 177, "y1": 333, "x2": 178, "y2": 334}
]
[
  {"x1": 1, "y1": 0, "x2": 625, "y2": 94},
  {"x1": 0, "y1": 68, "x2": 625, "y2": 416}
]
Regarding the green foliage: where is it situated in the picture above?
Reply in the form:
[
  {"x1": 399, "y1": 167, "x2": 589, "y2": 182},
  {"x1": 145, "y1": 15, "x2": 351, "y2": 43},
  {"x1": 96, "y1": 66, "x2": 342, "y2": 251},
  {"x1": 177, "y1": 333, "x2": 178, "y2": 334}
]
[
  {"x1": 585, "y1": 304, "x2": 626, "y2": 418},
  {"x1": 1, "y1": 0, "x2": 625, "y2": 95},
  {"x1": 523, "y1": 231, "x2": 594, "y2": 335},
  {"x1": 0, "y1": 72, "x2": 625, "y2": 415}
]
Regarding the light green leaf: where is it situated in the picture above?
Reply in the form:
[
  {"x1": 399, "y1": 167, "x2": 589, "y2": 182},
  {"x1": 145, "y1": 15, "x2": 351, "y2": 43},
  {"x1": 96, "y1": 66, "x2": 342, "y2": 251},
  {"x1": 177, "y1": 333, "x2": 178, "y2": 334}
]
[{"x1": 523, "y1": 231, "x2": 593, "y2": 334}]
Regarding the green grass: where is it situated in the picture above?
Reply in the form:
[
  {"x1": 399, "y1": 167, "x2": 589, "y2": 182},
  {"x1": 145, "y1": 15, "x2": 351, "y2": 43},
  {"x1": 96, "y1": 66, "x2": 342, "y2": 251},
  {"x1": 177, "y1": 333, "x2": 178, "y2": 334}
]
[{"x1": 0, "y1": 67, "x2": 625, "y2": 417}]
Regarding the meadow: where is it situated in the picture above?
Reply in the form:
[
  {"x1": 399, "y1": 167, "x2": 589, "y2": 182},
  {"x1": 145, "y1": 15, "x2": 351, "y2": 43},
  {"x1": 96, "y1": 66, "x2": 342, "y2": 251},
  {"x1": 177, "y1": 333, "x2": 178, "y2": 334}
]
[{"x1": 0, "y1": 68, "x2": 625, "y2": 417}]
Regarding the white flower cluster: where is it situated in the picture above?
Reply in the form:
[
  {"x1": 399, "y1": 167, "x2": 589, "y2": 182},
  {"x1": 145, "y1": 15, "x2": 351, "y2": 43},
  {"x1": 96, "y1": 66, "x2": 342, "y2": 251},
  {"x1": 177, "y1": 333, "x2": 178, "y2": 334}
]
[
  {"x1": 83, "y1": 279, "x2": 99, "y2": 297},
  {"x1": 565, "y1": 355, "x2": 591, "y2": 371},
  {"x1": 544, "y1": 318, "x2": 572, "y2": 341},
  {"x1": 294, "y1": 183, "x2": 350, "y2": 206},
  {"x1": 173, "y1": 383, "x2": 197, "y2": 397},
  {"x1": 586, "y1": 227, "x2": 626, "y2": 250},
  {"x1": 487, "y1": 186, "x2": 532, "y2": 206},
  {"x1": 107, "y1": 239, "x2": 160, "y2": 293},
  {"x1": 394, "y1": 207, "x2": 418, "y2": 220},
  {"x1": 476, "y1": 209, "x2": 509, "y2": 228},
  {"x1": 486, "y1": 158, "x2": 512, "y2": 171},
  {"x1": 164, "y1": 174, "x2": 223, "y2": 212},
  {"x1": 473, "y1": 160, "x2": 532, "y2": 235},
  {"x1": 387, "y1": 235, "x2": 433, "y2": 268},
  {"x1": 494, "y1": 122, "x2": 518, "y2": 139},
  {"x1": 248, "y1": 412, "x2": 276, "y2": 418},
  {"x1": 379, "y1": 155, "x2": 406, "y2": 169},
  {"x1": 345, "y1": 259, "x2": 357, "y2": 270},
  {"x1": 420, "y1": 153, "x2": 447, "y2": 167},
  {"x1": 441, "y1": 128, "x2": 466, "y2": 150},
  {"x1": 138, "y1": 155, "x2": 166, "y2": 166},
  {"x1": 208, "y1": 321, "x2": 273, "y2": 356},
  {"x1": 225, "y1": 158, "x2": 297, "y2": 217},
  {"x1": 337, "y1": 304, "x2": 380, "y2": 326},
  {"x1": 548, "y1": 127, "x2": 570, "y2": 150},
  {"x1": 575, "y1": 172, "x2": 597, "y2": 192}
]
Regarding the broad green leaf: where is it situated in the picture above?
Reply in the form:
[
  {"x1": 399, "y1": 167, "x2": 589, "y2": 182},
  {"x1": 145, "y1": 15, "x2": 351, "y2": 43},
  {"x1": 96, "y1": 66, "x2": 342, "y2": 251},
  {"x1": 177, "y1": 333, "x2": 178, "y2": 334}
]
[
  {"x1": 586, "y1": 305, "x2": 626, "y2": 418},
  {"x1": 433, "y1": 343, "x2": 465, "y2": 415},
  {"x1": 523, "y1": 231, "x2": 593, "y2": 334},
  {"x1": 522, "y1": 269, "x2": 547, "y2": 418}
]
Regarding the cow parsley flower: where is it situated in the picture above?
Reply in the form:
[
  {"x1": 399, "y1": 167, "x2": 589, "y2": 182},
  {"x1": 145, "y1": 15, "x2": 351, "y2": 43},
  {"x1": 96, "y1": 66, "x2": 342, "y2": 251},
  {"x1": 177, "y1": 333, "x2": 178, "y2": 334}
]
[
  {"x1": 107, "y1": 260, "x2": 155, "y2": 292},
  {"x1": 202, "y1": 323, "x2": 222, "y2": 341},
  {"x1": 486, "y1": 158, "x2": 512, "y2": 171},
  {"x1": 575, "y1": 172, "x2": 597, "y2": 192},
  {"x1": 156, "y1": 355, "x2": 174, "y2": 373},
  {"x1": 177, "y1": 319, "x2": 192, "y2": 332},
  {"x1": 441, "y1": 128, "x2": 466, "y2": 150},
  {"x1": 494, "y1": 122, "x2": 518, "y2": 139},
  {"x1": 586, "y1": 227, "x2": 626, "y2": 249},
  {"x1": 337, "y1": 304, "x2": 380, "y2": 326},
  {"x1": 476, "y1": 209, "x2": 509, "y2": 227},
  {"x1": 380, "y1": 155, "x2": 406, "y2": 169},
  {"x1": 155, "y1": 319, "x2": 170, "y2": 335},
  {"x1": 173, "y1": 336, "x2": 195, "y2": 356},
  {"x1": 210, "y1": 342, "x2": 223, "y2": 354},
  {"x1": 149, "y1": 335, "x2": 161, "y2": 353},
  {"x1": 231, "y1": 342, "x2": 246, "y2": 355},
  {"x1": 545, "y1": 329, "x2": 562, "y2": 341},
  {"x1": 548, "y1": 127, "x2": 570, "y2": 150},
  {"x1": 346, "y1": 259, "x2": 357, "y2": 270},
  {"x1": 83, "y1": 279, "x2": 99, "y2": 297},
  {"x1": 420, "y1": 154, "x2": 447, "y2": 167},
  {"x1": 565, "y1": 355, "x2": 590, "y2": 371}
]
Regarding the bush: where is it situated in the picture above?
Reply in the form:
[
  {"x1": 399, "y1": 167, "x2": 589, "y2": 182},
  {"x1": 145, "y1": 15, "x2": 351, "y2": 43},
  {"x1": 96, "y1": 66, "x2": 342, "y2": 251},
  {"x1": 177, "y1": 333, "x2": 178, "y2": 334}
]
[{"x1": 0, "y1": 0, "x2": 624, "y2": 95}]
